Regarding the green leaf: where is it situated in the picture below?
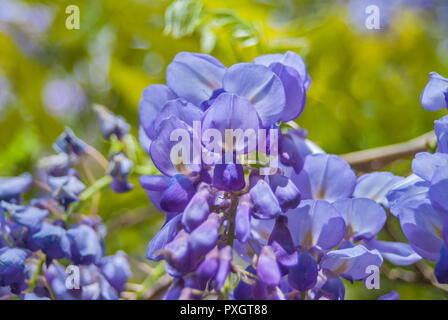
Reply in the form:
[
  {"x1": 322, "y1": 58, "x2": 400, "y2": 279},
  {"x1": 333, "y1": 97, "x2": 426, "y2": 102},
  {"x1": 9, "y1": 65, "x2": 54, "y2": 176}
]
[{"x1": 164, "y1": 0, "x2": 204, "y2": 38}]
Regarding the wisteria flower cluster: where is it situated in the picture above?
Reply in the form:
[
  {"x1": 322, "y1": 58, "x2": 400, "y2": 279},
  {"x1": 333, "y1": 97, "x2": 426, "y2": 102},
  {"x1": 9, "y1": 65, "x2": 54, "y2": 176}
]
[
  {"x1": 387, "y1": 72, "x2": 448, "y2": 284},
  {"x1": 0, "y1": 107, "x2": 133, "y2": 300},
  {"x1": 137, "y1": 51, "x2": 430, "y2": 300}
]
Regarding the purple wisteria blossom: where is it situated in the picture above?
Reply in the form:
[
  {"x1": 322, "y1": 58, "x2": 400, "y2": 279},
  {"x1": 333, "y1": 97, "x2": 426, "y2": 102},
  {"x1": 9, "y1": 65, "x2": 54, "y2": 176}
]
[
  {"x1": 0, "y1": 125, "x2": 132, "y2": 300},
  {"x1": 384, "y1": 77, "x2": 448, "y2": 284},
  {"x1": 138, "y1": 51, "x2": 414, "y2": 300},
  {"x1": 420, "y1": 72, "x2": 448, "y2": 111}
]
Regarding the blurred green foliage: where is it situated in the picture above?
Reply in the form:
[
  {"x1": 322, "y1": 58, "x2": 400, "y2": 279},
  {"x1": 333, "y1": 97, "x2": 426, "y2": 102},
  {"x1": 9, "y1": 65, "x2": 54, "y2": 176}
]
[{"x1": 1, "y1": 0, "x2": 447, "y2": 299}]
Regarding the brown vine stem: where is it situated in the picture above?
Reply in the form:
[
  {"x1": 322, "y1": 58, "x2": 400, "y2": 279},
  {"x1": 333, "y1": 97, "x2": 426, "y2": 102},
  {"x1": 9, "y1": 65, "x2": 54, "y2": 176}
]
[{"x1": 340, "y1": 131, "x2": 436, "y2": 172}]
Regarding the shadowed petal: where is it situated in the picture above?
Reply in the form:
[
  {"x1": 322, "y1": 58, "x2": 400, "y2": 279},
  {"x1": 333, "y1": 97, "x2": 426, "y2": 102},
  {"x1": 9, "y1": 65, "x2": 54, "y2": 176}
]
[
  {"x1": 435, "y1": 245, "x2": 448, "y2": 284},
  {"x1": 288, "y1": 251, "x2": 318, "y2": 292}
]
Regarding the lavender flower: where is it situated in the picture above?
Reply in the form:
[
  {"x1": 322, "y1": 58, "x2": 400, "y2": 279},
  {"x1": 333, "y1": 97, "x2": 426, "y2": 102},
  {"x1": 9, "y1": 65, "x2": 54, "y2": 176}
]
[{"x1": 42, "y1": 78, "x2": 86, "y2": 118}]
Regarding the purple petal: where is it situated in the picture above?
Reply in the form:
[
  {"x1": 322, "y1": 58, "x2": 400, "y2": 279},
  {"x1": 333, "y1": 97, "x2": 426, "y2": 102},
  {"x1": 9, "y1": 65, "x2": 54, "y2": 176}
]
[
  {"x1": 99, "y1": 251, "x2": 132, "y2": 293},
  {"x1": 188, "y1": 213, "x2": 220, "y2": 262},
  {"x1": 321, "y1": 245, "x2": 383, "y2": 281},
  {"x1": 292, "y1": 154, "x2": 356, "y2": 201},
  {"x1": 153, "y1": 98, "x2": 203, "y2": 135},
  {"x1": 412, "y1": 152, "x2": 448, "y2": 181},
  {"x1": 146, "y1": 214, "x2": 181, "y2": 261},
  {"x1": 365, "y1": 239, "x2": 421, "y2": 266},
  {"x1": 164, "y1": 231, "x2": 192, "y2": 276},
  {"x1": 139, "y1": 84, "x2": 177, "y2": 139},
  {"x1": 1, "y1": 202, "x2": 49, "y2": 229},
  {"x1": 257, "y1": 246, "x2": 281, "y2": 286},
  {"x1": 429, "y1": 166, "x2": 448, "y2": 212},
  {"x1": 166, "y1": 52, "x2": 226, "y2": 106},
  {"x1": 435, "y1": 245, "x2": 448, "y2": 284},
  {"x1": 196, "y1": 248, "x2": 219, "y2": 288},
  {"x1": 420, "y1": 72, "x2": 448, "y2": 111},
  {"x1": 398, "y1": 199, "x2": 444, "y2": 261},
  {"x1": 0, "y1": 173, "x2": 33, "y2": 203},
  {"x1": 353, "y1": 172, "x2": 404, "y2": 207},
  {"x1": 213, "y1": 162, "x2": 246, "y2": 191},
  {"x1": 182, "y1": 189, "x2": 210, "y2": 232},
  {"x1": 253, "y1": 51, "x2": 311, "y2": 90},
  {"x1": 288, "y1": 251, "x2": 318, "y2": 292},
  {"x1": 138, "y1": 126, "x2": 152, "y2": 154},
  {"x1": 140, "y1": 175, "x2": 171, "y2": 213},
  {"x1": 32, "y1": 223, "x2": 71, "y2": 260},
  {"x1": 268, "y1": 215, "x2": 296, "y2": 255},
  {"x1": 319, "y1": 277, "x2": 345, "y2": 300},
  {"x1": 235, "y1": 194, "x2": 252, "y2": 243},
  {"x1": 286, "y1": 200, "x2": 346, "y2": 251},
  {"x1": 279, "y1": 129, "x2": 324, "y2": 174},
  {"x1": 387, "y1": 174, "x2": 430, "y2": 217},
  {"x1": 378, "y1": 290, "x2": 399, "y2": 300},
  {"x1": 232, "y1": 266, "x2": 256, "y2": 300},
  {"x1": 149, "y1": 117, "x2": 201, "y2": 176},
  {"x1": 215, "y1": 245, "x2": 232, "y2": 290},
  {"x1": 0, "y1": 247, "x2": 29, "y2": 290},
  {"x1": 202, "y1": 93, "x2": 260, "y2": 154},
  {"x1": 222, "y1": 63, "x2": 285, "y2": 127},
  {"x1": 160, "y1": 174, "x2": 196, "y2": 213},
  {"x1": 269, "y1": 174, "x2": 301, "y2": 212},
  {"x1": 269, "y1": 63, "x2": 306, "y2": 121},
  {"x1": 249, "y1": 178, "x2": 282, "y2": 219},
  {"x1": 67, "y1": 224, "x2": 103, "y2": 265},
  {"x1": 435, "y1": 115, "x2": 448, "y2": 153},
  {"x1": 333, "y1": 198, "x2": 386, "y2": 241}
]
